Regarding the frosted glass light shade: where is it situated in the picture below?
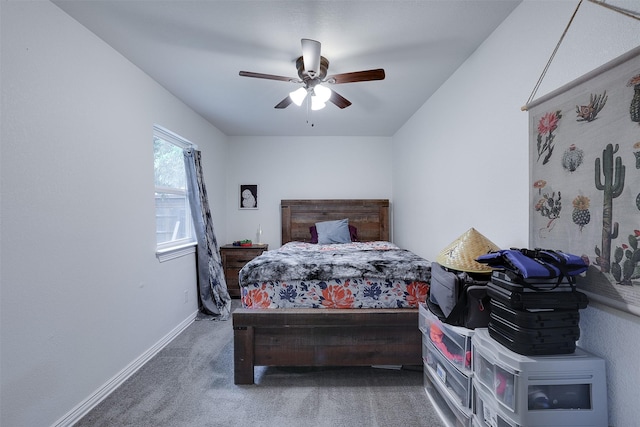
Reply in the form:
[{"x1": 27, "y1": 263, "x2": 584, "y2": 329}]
[
  {"x1": 289, "y1": 87, "x2": 308, "y2": 106},
  {"x1": 314, "y1": 84, "x2": 331, "y2": 103},
  {"x1": 311, "y1": 96, "x2": 326, "y2": 110}
]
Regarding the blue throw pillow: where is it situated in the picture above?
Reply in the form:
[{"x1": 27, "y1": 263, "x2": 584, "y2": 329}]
[
  {"x1": 315, "y1": 219, "x2": 351, "y2": 244},
  {"x1": 309, "y1": 224, "x2": 358, "y2": 243}
]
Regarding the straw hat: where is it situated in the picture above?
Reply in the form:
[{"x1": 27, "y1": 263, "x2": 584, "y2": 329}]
[{"x1": 436, "y1": 228, "x2": 500, "y2": 273}]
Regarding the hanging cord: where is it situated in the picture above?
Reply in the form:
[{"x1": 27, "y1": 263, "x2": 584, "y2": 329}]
[
  {"x1": 522, "y1": 0, "x2": 583, "y2": 110},
  {"x1": 522, "y1": 0, "x2": 640, "y2": 111},
  {"x1": 589, "y1": 0, "x2": 640, "y2": 21}
]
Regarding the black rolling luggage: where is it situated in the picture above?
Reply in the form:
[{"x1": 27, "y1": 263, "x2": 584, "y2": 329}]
[
  {"x1": 490, "y1": 299, "x2": 580, "y2": 329},
  {"x1": 491, "y1": 271, "x2": 576, "y2": 292},
  {"x1": 487, "y1": 279, "x2": 589, "y2": 310},
  {"x1": 488, "y1": 323, "x2": 577, "y2": 355},
  {"x1": 490, "y1": 314, "x2": 580, "y2": 343}
]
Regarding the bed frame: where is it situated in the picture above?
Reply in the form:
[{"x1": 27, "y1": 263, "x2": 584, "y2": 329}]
[{"x1": 233, "y1": 199, "x2": 423, "y2": 385}]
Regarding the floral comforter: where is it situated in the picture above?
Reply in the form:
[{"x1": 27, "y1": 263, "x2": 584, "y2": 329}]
[{"x1": 239, "y1": 241, "x2": 431, "y2": 309}]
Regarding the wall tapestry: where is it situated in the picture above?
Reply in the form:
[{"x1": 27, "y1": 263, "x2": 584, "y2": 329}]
[{"x1": 528, "y1": 46, "x2": 640, "y2": 316}]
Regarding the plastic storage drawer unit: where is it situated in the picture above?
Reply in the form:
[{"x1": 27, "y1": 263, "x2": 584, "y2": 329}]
[
  {"x1": 472, "y1": 328, "x2": 607, "y2": 427},
  {"x1": 419, "y1": 303, "x2": 474, "y2": 374}
]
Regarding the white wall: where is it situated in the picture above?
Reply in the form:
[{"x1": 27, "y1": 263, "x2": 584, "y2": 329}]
[
  {"x1": 392, "y1": 1, "x2": 640, "y2": 426},
  {"x1": 0, "y1": 2, "x2": 228, "y2": 426},
  {"x1": 226, "y1": 136, "x2": 393, "y2": 249}
]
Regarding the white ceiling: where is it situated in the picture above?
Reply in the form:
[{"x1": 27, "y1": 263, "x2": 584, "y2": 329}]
[{"x1": 53, "y1": 0, "x2": 522, "y2": 137}]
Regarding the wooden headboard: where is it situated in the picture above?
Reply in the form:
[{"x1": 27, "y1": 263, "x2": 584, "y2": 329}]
[{"x1": 281, "y1": 199, "x2": 390, "y2": 244}]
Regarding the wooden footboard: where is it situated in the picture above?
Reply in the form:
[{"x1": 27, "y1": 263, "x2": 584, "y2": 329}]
[{"x1": 232, "y1": 308, "x2": 422, "y2": 385}]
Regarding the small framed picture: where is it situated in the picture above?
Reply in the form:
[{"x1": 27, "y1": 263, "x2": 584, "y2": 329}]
[{"x1": 239, "y1": 184, "x2": 258, "y2": 209}]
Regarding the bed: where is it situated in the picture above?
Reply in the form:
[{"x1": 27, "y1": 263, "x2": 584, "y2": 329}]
[{"x1": 232, "y1": 199, "x2": 431, "y2": 385}]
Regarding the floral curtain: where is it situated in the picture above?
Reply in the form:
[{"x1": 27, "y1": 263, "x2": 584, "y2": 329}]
[{"x1": 184, "y1": 148, "x2": 231, "y2": 320}]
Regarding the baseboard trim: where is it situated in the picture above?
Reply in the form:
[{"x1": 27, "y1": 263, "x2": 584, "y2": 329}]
[{"x1": 52, "y1": 310, "x2": 198, "y2": 427}]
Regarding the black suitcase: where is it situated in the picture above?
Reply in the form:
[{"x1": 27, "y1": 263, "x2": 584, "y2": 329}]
[
  {"x1": 488, "y1": 281, "x2": 589, "y2": 310},
  {"x1": 490, "y1": 314, "x2": 580, "y2": 343},
  {"x1": 488, "y1": 323, "x2": 577, "y2": 355},
  {"x1": 490, "y1": 299, "x2": 580, "y2": 329},
  {"x1": 491, "y1": 270, "x2": 576, "y2": 292}
]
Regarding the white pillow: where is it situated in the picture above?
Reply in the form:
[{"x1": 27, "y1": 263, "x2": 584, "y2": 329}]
[{"x1": 315, "y1": 219, "x2": 351, "y2": 244}]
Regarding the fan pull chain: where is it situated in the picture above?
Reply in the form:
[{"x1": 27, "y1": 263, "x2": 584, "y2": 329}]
[
  {"x1": 522, "y1": 0, "x2": 640, "y2": 111},
  {"x1": 305, "y1": 95, "x2": 315, "y2": 127}
]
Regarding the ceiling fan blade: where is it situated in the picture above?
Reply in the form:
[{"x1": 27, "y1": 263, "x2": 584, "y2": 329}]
[
  {"x1": 301, "y1": 38, "x2": 321, "y2": 78},
  {"x1": 328, "y1": 90, "x2": 352, "y2": 109},
  {"x1": 327, "y1": 69, "x2": 385, "y2": 84},
  {"x1": 274, "y1": 96, "x2": 293, "y2": 109},
  {"x1": 239, "y1": 71, "x2": 295, "y2": 82}
]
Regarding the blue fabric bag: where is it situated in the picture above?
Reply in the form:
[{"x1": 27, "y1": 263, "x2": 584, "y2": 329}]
[
  {"x1": 532, "y1": 249, "x2": 588, "y2": 276},
  {"x1": 476, "y1": 248, "x2": 587, "y2": 280}
]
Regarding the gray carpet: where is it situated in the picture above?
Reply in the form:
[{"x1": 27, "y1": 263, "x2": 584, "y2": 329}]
[{"x1": 75, "y1": 302, "x2": 446, "y2": 427}]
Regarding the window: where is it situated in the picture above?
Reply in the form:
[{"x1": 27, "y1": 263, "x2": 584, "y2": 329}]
[{"x1": 153, "y1": 125, "x2": 196, "y2": 259}]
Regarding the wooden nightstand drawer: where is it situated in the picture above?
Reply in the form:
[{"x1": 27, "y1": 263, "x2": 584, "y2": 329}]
[
  {"x1": 225, "y1": 253, "x2": 257, "y2": 266},
  {"x1": 220, "y1": 244, "x2": 268, "y2": 298}
]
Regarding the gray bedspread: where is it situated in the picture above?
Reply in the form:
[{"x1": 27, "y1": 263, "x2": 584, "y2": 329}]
[{"x1": 239, "y1": 247, "x2": 431, "y2": 286}]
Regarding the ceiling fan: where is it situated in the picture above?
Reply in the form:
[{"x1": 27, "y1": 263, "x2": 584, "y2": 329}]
[{"x1": 239, "y1": 39, "x2": 385, "y2": 110}]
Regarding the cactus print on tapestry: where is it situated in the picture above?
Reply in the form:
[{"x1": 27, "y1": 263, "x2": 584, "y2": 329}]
[{"x1": 528, "y1": 48, "x2": 640, "y2": 315}]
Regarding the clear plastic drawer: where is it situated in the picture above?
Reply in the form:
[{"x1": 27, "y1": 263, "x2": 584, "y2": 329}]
[
  {"x1": 424, "y1": 362, "x2": 472, "y2": 427},
  {"x1": 419, "y1": 303, "x2": 474, "y2": 374},
  {"x1": 474, "y1": 382, "x2": 522, "y2": 427},
  {"x1": 423, "y1": 338, "x2": 472, "y2": 408},
  {"x1": 473, "y1": 341, "x2": 517, "y2": 411}
]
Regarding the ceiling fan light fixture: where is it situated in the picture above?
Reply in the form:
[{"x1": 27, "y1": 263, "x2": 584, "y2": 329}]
[
  {"x1": 239, "y1": 38, "x2": 385, "y2": 112},
  {"x1": 314, "y1": 84, "x2": 332, "y2": 103},
  {"x1": 289, "y1": 87, "x2": 308, "y2": 106}
]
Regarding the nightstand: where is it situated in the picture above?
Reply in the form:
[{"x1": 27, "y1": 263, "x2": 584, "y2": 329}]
[{"x1": 220, "y1": 244, "x2": 268, "y2": 298}]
